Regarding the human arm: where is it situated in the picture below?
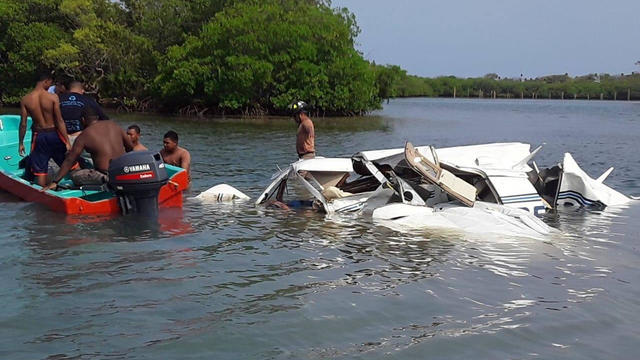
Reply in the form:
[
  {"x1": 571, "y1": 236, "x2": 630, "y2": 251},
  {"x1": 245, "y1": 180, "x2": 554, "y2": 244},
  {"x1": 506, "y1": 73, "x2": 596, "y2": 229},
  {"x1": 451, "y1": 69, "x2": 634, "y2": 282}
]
[
  {"x1": 52, "y1": 95, "x2": 70, "y2": 151},
  {"x1": 304, "y1": 121, "x2": 315, "y2": 139},
  {"x1": 180, "y1": 149, "x2": 191, "y2": 174},
  {"x1": 18, "y1": 101, "x2": 27, "y2": 156},
  {"x1": 41, "y1": 139, "x2": 84, "y2": 191}
]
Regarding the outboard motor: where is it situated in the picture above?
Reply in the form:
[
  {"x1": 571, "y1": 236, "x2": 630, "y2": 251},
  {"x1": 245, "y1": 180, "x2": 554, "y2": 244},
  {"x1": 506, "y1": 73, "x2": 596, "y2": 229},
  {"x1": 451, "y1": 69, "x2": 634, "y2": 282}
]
[{"x1": 108, "y1": 151, "x2": 169, "y2": 216}]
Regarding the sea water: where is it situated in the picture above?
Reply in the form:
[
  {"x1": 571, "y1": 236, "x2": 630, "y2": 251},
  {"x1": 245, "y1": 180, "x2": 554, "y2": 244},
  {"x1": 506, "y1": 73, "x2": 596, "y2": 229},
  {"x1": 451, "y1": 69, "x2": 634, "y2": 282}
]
[{"x1": 1, "y1": 98, "x2": 639, "y2": 359}]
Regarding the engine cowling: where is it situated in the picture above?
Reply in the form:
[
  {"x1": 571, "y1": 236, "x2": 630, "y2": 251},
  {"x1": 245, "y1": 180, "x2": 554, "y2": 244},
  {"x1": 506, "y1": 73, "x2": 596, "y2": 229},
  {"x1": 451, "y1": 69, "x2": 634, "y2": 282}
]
[{"x1": 108, "y1": 151, "x2": 169, "y2": 216}]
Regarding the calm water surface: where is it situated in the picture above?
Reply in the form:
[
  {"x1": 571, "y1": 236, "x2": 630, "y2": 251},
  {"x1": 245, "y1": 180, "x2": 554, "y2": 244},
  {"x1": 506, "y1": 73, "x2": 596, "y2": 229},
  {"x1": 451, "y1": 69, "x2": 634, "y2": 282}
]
[{"x1": 1, "y1": 98, "x2": 639, "y2": 359}]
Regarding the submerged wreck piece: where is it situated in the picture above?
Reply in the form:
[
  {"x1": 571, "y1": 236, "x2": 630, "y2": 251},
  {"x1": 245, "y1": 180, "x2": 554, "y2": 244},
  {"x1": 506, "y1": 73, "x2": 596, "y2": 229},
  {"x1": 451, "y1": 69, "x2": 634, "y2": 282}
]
[
  {"x1": 404, "y1": 142, "x2": 476, "y2": 207},
  {"x1": 534, "y1": 153, "x2": 633, "y2": 208},
  {"x1": 255, "y1": 157, "x2": 377, "y2": 213},
  {"x1": 355, "y1": 142, "x2": 549, "y2": 215},
  {"x1": 371, "y1": 201, "x2": 554, "y2": 238},
  {"x1": 201, "y1": 141, "x2": 635, "y2": 237},
  {"x1": 240, "y1": 143, "x2": 554, "y2": 237},
  {"x1": 362, "y1": 142, "x2": 555, "y2": 238},
  {"x1": 434, "y1": 142, "x2": 549, "y2": 215},
  {"x1": 194, "y1": 184, "x2": 250, "y2": 202}
]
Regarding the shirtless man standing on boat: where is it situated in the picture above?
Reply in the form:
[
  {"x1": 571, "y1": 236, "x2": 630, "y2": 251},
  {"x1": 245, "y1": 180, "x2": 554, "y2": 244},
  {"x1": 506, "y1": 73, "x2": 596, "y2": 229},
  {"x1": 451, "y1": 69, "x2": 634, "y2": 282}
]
[
  {"x1": 19, "y1": 72, "x2": 71, "y2": 187},
  {"x1": 42, "y1": 107, "x2": 134, "y2": 191}
]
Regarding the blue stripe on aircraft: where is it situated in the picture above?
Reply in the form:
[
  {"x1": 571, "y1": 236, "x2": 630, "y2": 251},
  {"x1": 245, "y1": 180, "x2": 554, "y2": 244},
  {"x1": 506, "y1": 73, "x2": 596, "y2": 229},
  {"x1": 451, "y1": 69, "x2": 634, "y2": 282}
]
[
  {"x1": 337, "y1": 202, "x2": 365, "y2": 213},
  {"x1": 501, "y1": 193, "x2": 542, "y2": 203},
  {"x1": 557, "y1": 190, "x2": 604, "y2": 207}
]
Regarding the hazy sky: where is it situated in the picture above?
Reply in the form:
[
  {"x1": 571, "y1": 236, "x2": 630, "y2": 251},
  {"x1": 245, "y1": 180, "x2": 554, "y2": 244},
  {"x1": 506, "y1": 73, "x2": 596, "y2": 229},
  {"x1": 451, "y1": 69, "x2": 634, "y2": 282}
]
[{"x1": 331, "y1": 0, "x2": 640, "y2": 78}]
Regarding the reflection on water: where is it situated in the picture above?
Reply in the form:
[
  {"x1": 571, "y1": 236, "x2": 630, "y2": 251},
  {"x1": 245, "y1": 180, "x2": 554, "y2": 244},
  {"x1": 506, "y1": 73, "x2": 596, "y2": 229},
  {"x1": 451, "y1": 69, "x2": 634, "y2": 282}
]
[{"x1": 1, "y1": 99, "x2": 640, "y2": 359}]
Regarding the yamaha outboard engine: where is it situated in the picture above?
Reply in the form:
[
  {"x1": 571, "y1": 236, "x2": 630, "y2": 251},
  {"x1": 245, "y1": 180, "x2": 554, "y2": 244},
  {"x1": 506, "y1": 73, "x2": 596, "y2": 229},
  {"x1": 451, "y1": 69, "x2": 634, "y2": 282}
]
[{"x1": 108, "y1": 151, "x2": 169, "y2": 216}]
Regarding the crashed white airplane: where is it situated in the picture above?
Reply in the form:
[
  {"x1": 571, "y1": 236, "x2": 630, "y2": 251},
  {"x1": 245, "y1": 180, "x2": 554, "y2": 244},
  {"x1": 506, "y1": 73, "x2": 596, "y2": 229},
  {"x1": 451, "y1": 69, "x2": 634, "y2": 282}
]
[{"x1": 199, "y1": 142, "x2": 635, "y2": 238}]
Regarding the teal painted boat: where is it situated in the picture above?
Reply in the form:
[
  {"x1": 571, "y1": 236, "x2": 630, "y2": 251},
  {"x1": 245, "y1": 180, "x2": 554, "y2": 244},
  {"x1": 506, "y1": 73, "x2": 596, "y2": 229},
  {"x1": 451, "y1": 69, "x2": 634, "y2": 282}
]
[{"x1": 0, "y1": 114, "x2": 189, "y2": 214}]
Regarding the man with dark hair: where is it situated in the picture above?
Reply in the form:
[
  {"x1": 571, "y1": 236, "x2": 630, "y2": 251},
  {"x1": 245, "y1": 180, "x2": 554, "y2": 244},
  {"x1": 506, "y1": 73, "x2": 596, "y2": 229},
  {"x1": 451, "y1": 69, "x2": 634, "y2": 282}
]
[
  {"x1": 160, "y1": 130, "x2": 191, "y2": 175},
  {"x1": 19, "y1": 71, "x2": 71, "y2": 187},
  {"x1": 126, "y1": 124, "x2": 148, "y2": 151},
  {"x1": 59, "y1": 80, "x2": 109, "y2": 144},
  {"x1": 47, "y1": 79, "x2": 66, "y2": 96},
  {"x1": 290, "y1": 100, "x2": 315, "y2": 159},
  {"x1": 42, "y1": 106, "x2": 134, "y2": 191}
]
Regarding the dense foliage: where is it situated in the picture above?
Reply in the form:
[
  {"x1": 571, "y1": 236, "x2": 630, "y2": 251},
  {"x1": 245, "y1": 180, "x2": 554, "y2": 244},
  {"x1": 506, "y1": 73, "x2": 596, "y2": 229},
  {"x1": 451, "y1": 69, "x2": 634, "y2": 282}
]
[
  {"x1": 0, "y1": 0, "x2": 380, "y2": 115},
  {"x1": 154, "y1": 0, "x2": 378, "y2": 115},
  {"x1": 2, "y1": 0, "x2": 638, "y2": 115}
]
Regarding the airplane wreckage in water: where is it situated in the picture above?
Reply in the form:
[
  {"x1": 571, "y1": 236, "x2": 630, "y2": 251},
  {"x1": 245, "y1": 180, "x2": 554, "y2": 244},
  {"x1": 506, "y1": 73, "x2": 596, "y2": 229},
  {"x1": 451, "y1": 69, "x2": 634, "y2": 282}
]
[{"x1": 196, "y1": 142, "x2": 637, "y2": 238}]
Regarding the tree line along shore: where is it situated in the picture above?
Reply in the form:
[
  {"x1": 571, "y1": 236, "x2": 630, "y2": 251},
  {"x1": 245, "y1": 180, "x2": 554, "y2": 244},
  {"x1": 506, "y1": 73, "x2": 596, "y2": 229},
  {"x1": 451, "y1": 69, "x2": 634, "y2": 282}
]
[
  {"x1": 381, "y1": 69, "x2": 640, "y2": 101},
  {"x1": 3, "y1": 0, "x2": 639, "y2": 118}
]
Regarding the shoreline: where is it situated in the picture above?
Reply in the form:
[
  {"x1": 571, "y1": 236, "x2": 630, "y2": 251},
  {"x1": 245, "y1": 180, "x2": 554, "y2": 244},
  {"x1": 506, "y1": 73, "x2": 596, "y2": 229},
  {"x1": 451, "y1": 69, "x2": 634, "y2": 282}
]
[
  {"x1": 2, "y1": 96, "x2": 638, "y2": 123},
  {"x1": 389, "y1": 95, "x2": 640, "y2": 102}
]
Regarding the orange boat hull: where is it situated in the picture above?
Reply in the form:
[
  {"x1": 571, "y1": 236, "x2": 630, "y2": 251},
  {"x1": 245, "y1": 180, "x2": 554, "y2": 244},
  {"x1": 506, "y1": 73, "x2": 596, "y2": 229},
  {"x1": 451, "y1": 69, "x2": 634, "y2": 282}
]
[{"x1": 0, "y1": 168, "x2": 189, "y2": 215}]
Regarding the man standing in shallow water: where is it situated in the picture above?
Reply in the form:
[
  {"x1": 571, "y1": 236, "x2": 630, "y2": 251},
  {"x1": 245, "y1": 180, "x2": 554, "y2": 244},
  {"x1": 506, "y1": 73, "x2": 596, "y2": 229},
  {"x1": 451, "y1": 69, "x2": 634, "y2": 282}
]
[
  {"x1": 126, "y1": 125, "x2": 148, "y2": 151},
  {"x1": 160, "y1": 130, "x2": 191, "y2": 175},
  {"x1": 19, "y1": 72, "x2": 71, "y2": 187},
  {"x1": 291, "y1": 100, "x2": 315, "y2": 159}
]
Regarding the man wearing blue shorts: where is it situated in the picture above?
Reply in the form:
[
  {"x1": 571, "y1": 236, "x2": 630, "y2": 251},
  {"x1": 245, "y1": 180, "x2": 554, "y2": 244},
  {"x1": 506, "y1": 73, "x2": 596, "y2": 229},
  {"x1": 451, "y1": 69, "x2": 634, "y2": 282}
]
[{"x1": 19, "y1": 72, "x2": 71, "y2": 187}]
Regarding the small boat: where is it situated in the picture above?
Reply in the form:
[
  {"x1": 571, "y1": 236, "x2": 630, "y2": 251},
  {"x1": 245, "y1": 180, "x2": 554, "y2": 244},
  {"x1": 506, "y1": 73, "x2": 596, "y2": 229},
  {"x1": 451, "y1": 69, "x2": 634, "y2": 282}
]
[{"x1": 0, "y1": 115, "x2": 189, "y2": 215}]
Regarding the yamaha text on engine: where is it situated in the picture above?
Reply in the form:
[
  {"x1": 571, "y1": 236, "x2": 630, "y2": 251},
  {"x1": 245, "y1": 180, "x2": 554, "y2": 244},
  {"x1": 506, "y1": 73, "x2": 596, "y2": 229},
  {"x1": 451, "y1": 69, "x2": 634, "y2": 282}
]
[{"x1": 108, "y1": 151, "x2": 169, "y2": 216}]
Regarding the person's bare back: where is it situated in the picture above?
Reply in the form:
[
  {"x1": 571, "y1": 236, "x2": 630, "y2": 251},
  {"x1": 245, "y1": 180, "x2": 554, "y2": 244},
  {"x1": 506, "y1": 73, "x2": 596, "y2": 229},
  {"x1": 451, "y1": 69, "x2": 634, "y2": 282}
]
[
  {"x1": 21, "y1": 88, "x2": 62, "y2": 129},
  {"x1": 19, "y1": 73, "x2": 70, "y2": 186},
  {"x1": 76, "y1": 120, "x2": 133, "y2": 172},
  {"x1": 19, "y1": 76, "x2": 69, "y2": 149},
  {"x1": 43, "y1": 118, "x2": 134, "y2": 191}
]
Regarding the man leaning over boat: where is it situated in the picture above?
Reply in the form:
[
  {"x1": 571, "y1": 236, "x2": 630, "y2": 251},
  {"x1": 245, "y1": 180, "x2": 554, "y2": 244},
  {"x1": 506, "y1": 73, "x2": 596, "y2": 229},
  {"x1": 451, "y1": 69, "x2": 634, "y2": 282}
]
[{"x1": 41, "y1": 107, "x2": 134, "y2": 191}]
